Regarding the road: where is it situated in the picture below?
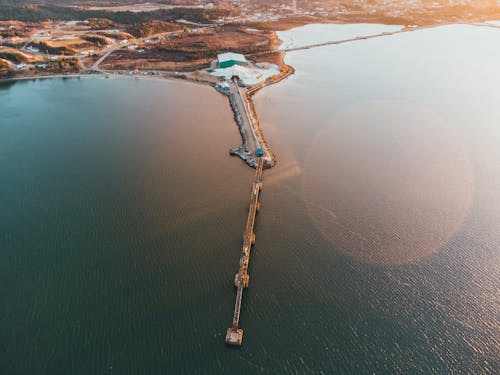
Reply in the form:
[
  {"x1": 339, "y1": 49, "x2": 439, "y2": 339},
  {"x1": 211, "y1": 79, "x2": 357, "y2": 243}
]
[
  {"x1": 21, "y1": 37, "x2": 35, "y2": 51},
  {"x1": 91, "y1": 47, "x2": 118, "y2": 71},
  {"x1": 228, "y1": 78, "x2": 260, "y2": 158},
  {"x1": 20, "y1": 28, "x2": 49, "y2": 51}
]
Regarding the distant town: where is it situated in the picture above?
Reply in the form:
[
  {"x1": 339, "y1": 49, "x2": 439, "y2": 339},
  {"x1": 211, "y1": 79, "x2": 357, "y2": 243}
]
[{"x1": 0, "y1": 0, "x2": 498, "y2": 79}]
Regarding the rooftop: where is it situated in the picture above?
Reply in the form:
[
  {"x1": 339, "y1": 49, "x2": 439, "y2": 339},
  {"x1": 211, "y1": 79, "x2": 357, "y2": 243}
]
[{"x1": 217, "y1": 52, "x2": 247, "y2": 63}]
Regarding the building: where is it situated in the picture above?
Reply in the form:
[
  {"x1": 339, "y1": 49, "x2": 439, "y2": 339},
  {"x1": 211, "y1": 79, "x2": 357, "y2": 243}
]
[{"x1": 217, "y1": 52, "x2": 247, "y2": 69}]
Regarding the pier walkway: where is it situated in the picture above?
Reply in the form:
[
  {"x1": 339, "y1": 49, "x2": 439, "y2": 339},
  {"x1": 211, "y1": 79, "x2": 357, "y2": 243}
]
[
  {"x1": 248, "y1": 28, "x2": 419, "y2": 58},
  {"x1": 226, "y1": 157, "x2": 264, "y2": 346}
]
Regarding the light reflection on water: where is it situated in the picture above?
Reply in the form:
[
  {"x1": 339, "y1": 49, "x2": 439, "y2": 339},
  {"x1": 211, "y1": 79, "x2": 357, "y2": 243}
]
[
  {"x1": 302, "y1": 99, "x2": 474, "y2": 265},
  {"x1": 255, "y1": 23, "x2": 499, "y2": 371}
]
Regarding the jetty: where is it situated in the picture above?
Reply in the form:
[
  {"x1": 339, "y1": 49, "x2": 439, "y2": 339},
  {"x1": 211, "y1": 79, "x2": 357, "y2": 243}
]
[
  {"x1": 224, "y1": 78, "x2": 275, "y2": 169},
  {"x1": 248, "y1": 29, "x2": 407, "y2": 57},
  {"x1": 226, "y1": 156, "x2": 264, "y2": 346}
]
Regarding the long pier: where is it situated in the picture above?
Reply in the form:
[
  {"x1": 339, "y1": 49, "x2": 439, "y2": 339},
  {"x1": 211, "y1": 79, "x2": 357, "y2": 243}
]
[
  {"x1": 247, "y1": 30, "x2": 404, "y2": 57},
  {"x1": 225, "y1": 156, "x2": 264, "y2": 346}
]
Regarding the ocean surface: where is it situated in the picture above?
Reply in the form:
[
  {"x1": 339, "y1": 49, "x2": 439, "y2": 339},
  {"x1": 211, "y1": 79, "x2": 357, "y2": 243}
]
[
  {"x1": 277, "y1": 23, "x2": 403, "y2": 50},
  {"x1": 1, "y1": 24, "x2": 499, "y2": 374}
]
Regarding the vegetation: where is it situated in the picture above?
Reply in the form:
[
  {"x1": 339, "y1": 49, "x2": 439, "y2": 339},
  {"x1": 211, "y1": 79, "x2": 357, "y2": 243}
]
[
  {"x1": 95, "y1": 30, "x2": 134, "y2": 40},
  {"x1": 0, "y1": 57, "x2": 14, "y2": 77},
  {"x1": 81, "y1": 34, "x2": 109, "y2": 47},
  {"x1": 127, "y1": 21, "x2": 181, "y2": 38},
  {"x1": 0, "y1": 4, "x2": 241, "y2": 24},
  {"x1": 0, "y1": 48, "x2": 33, "y2": 63},
  {"x1": 47, "y1": 57, "x2": 82, "y2": 73},
  {"x1": 87, "y1": 18, "x2": 115, "y2": 30},
  {"x1": 34, "y1": 40, "x2": 76, "y2": 55},
  {"x1": 0, "y1": 23, "x2": 33, "y2": 38},
  {"x1": 151, "y1": 27, "x2": 273, "y2": 65},
  {"x1": 0, "y1": 0, "x2": 142, "y2": 4}
]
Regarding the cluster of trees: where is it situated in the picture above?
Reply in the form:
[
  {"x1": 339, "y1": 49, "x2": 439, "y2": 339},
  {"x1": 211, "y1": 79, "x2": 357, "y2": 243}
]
[
  {"x1": 0, "y1": 5, "x2": 147, "y2": 23},
  {"x1": 47, "y1": 57, "x2": 82, "y2": 72},
  {"x1": 0, "y1": 22, "x2": 37, "y2": 38},
  {"x1": 156, "y1": 36, "x2": 272, "y2": 63},
  {"x1": 0, "y1": 1, "x2": 141, "y2": 4},
  {"x1": 34, "y1": 41, "x2": 76, "y2": 55},
  {"x1": 0, "y1": 49, "x2": 29, "y2": 63},
  {"x1": 0, "y1": 58, "x2": 14, "y2": 77},
  {"x1": 155, "y1": 46, "x2": 212, "y2": 62},
  {"x1": 0, "y1": 4, "x2": 241, "y2": 24},
  {"x1": 0, "y1": 55, "x2": 82, "y2": 78},
  {"x1": 126, "y1": 20, "x2": 181, "y2": 38},
  {"x1": 81, "y1": 34, "x2": 109, "y2": 47},
  {"x1": 87, "y1": 17, "x2": 114, "y2": 30}
]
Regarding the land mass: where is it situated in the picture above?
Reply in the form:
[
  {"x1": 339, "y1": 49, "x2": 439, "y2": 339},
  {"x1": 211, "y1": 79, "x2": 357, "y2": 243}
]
[
  {"x1": 1, "y1": 0, "x2": 499, "y2": 167},
  {"x1": 1, "y1": 1, "x2": 498, "y2": 78}
]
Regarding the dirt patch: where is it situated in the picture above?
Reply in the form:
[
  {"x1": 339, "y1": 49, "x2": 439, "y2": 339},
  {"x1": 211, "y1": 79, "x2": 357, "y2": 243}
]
[
  {"x1": 157, "y1": 27, "x2": 272, "y2": 58},
  {"x1": 100, "y1": 49, "x2": 211, "y2": 71},
  {"x1": 101, "y1": 27, "x2": 275, "y2": 71}
]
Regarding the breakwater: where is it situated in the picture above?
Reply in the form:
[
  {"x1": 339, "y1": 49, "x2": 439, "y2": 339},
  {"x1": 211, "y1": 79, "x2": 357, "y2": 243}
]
[{"x1": 218, "y1": 55, "x2": 295, "y2": 169}]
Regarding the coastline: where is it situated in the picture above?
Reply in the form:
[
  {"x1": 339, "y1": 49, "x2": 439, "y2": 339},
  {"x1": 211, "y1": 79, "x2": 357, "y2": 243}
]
[
  {"x1": 0, "y1": 41, "x2": 294, "y2": 172},
  {"x1": 243, "y1": 52, "x2": 295, "y2": 169},
  {"x1": 2, "y1": 21, "x2": 449, "y2": 170},
  {"x1": 0, "y1": 22, "x2": 461, "y2": 172},
  {"x1": 1, "y1": 22, "x2": 440, "y2": 170},
  {"x1": 0, "y1": 73, "x2": 102, "y2": 83},
  {"x1": 0, "y1": 68, "x2": 290, "y2": 171}
]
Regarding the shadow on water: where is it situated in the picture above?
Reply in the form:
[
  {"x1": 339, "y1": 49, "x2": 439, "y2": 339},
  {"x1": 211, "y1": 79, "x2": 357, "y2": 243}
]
[
  {"x1": 0, "y1": 81, "x2": 16, "y2": 91},
  {"x1": 0, "y1": 76, "x2": 83, "y2": 92}
]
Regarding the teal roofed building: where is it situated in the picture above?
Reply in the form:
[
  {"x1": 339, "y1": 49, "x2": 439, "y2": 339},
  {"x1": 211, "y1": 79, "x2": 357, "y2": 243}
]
[{"x1": 217, "y1": 52, "x2": 247, "y2": 69}]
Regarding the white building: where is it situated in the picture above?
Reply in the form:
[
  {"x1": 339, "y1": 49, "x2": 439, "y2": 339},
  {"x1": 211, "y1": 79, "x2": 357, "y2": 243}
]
[{"x1": 217, "y1": 52, "x2": 247, "y2": 69}]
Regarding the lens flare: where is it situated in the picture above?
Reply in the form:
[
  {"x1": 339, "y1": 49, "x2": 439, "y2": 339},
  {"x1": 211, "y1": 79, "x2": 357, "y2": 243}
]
[{"x1": 302, "y1": 99, "x2": 474, "y2": 266}]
